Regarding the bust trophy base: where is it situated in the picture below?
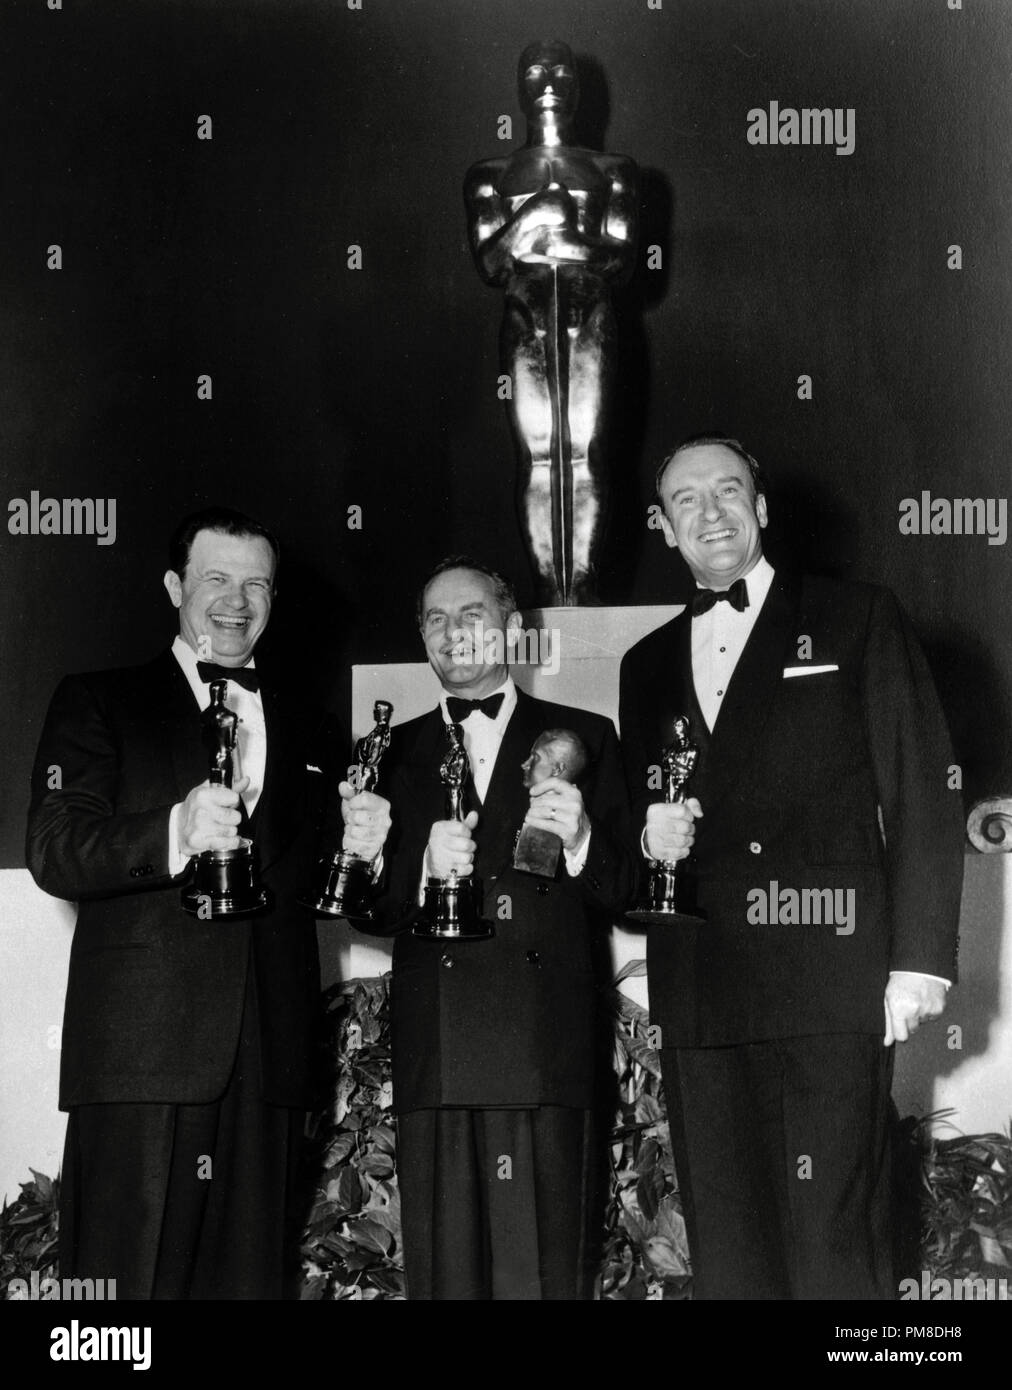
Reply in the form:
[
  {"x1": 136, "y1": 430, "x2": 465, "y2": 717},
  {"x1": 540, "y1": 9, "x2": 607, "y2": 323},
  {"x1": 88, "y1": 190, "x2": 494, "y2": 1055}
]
[{"x1": 512, "y1": 824, "x2": 562, "y2": 878}]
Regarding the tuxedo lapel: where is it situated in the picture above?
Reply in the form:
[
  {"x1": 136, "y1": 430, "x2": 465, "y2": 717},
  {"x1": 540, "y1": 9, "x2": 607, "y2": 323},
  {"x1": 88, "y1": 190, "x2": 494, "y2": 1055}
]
[
  {"x1": 406, "y1": 707, "x2": 456, "y2": 830},
  {"x1": 255, "y1": 682, "x2": 303, "y2": 872},
  {"x1": 647, "y1": 611, "x2": 712, "y2": 773},
  {"x1": 152, "y1": 651, "x2": 208, "y2": 804},
  {"x1": 696, "y1": 571, "x2": 801, "y2": 813}
]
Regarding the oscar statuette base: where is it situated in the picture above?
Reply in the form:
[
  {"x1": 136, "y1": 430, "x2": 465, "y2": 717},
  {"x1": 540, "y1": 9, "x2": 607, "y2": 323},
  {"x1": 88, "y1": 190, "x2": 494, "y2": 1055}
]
[
  {"x1": 625, "y1": 860, "x2": 706, "y2": 927},
  {"x1": 181, "y1": 840, "x2": 270, "y2": 919},
  {"x1": 412, "y1": 872, "x2": 494, "y2": 940},
  {"x1": 300, "y1": 849, "x2": 375, "y2": 923}
]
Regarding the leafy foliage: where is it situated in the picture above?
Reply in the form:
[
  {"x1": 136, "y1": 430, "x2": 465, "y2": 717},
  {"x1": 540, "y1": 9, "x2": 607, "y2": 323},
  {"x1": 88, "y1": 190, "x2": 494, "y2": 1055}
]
[
  {"x1": 915, "y1": 1112, "x2": 1012, "y2": 1284},
  {"x1": 1, "y1": 1170, "x2": 59, "y2": 1297},
  {"x1": 299, "y1": 975, "x2": 404, "y2": 1300},
  {"x1": 6, "y1": 979, "x2": 1010, "y2": 1302},
  {"x1": 600, "y1": 959, "x2": 692, "y2": 1300}
]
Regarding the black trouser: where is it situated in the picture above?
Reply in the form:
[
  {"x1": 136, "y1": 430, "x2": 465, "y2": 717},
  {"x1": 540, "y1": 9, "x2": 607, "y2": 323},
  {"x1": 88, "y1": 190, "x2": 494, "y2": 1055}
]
[
  {"x1": 396, "y1": 1105, "x2": 595, "y2": 1300},
  {"x1": 59, "y1": 964, "x2": 305, "y2": 1301},
  {"x1": 661, "y1": 1034, "x2": 895, "y2": 1300}
]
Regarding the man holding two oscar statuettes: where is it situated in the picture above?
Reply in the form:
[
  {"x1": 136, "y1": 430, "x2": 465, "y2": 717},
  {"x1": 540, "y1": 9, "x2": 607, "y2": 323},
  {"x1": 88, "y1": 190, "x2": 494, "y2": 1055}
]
[
  {"x1": 26, "y1": 506, "x2": 391, "y2": 1300},
  {"x1": 359, "y1": 556, "x2": 637, "y2": 1300}
]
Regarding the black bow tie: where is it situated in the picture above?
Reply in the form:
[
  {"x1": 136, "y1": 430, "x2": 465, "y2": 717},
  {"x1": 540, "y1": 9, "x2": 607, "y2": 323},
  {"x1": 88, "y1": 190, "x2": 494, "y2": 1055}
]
[
  {"x1": 691, "y1": 577, "x2": 750, "y2": 617},
  {"x1": 196, "y1": 661, "x2": 260, "y2": 693},
  {"x1": 446, "y1": 693, "x2": 505, "y2": 723}
]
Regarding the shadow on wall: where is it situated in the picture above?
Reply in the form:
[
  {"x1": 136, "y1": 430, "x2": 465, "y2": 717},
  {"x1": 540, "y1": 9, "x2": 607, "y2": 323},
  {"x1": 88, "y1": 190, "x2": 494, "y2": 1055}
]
[{"x1": 894, "y1": 850, "x2": 1009, "y2": 1121}]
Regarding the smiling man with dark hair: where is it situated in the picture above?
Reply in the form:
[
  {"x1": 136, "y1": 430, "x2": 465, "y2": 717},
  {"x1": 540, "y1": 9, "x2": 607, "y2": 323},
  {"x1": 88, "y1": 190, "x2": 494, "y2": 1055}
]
[{"x1": 26, "y1": 507, "x2": 389, "y2": 1299}]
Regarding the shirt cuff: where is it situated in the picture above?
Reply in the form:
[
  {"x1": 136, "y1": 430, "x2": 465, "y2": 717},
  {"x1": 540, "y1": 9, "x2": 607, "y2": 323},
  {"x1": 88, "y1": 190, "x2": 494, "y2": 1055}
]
[
  {"x1": 564, "y1": 828, "x2": 591, "y2": 876},
  {"x1": 889, "y1": 970, "x2": 952, "y2": 990},
  {"x1": 167, "y1": 804, "x2": 191, "y2": 877},
  {"x1": 417, "y1": 849, "x2": 432, "y2": 906}
]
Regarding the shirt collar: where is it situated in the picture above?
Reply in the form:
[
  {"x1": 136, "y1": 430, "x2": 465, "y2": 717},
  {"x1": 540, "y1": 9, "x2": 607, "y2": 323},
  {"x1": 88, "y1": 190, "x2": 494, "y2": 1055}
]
[
  {"x1": 693, "y1": 554, "x2": 775, "y2": 609},
  {"x1": 171, "y1": 634, "x2": 258, "y2": 707},
  {"x1": 438, "y1": 674, "x2": 517, "y2": 727}
]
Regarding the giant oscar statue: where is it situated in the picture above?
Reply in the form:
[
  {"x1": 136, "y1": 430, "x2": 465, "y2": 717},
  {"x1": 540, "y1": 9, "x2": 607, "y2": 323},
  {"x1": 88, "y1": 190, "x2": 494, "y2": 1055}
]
[{"x1": 465, "y1": 39, "x2": 639, "y2": 606}]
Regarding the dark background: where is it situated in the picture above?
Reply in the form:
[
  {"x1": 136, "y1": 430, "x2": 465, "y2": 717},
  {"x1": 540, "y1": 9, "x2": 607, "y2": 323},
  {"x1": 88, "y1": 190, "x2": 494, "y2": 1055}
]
[{"x1": 2, "y1": 0, "x2": 1010, "y2": 864}]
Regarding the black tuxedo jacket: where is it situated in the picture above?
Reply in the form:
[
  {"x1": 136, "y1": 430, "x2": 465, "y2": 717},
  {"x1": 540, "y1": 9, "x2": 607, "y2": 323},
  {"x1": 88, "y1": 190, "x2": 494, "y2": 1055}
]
[
  {"x1": 363, "y1": 688, "x2": 636, "y2": 1111},
  {"x1": 26, "y1": 649, "x2": 341, "y2": 1109},
  {"x1": 619, "y1": 573, "x2": 964, "y2": 1048}
]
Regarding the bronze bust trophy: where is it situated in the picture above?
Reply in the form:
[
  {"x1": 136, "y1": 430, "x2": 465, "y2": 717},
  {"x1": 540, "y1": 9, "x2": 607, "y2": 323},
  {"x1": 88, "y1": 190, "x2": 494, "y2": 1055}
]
[
  {"x1": 414, "y1": 722, "x2": 493, "y2": 940},
  {"x1": 513, "y1": 728, "x2": 589, "y2": 876},
  {"x1": 626, "y1": 715, "x2": 705, "y2": 925},
  {"x1": 302, "y1": 699, "x2": 393, "y2": 922},
  {"x1": 465, "y1": 40, "x2": 639, "y2": 606},
  {"x1": 181, "y1": 679, "x2": 269, "y2": 918}
]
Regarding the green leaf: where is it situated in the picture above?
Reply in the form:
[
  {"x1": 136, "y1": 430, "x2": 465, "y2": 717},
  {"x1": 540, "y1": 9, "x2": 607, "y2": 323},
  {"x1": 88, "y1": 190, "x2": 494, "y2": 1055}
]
[
  {"x1": 358, "y1": 1153, "x2": 395, "y2": 1179},
  {"x1": 349, "y1": 1216, "x2": 393, "y2": 1257},
  {"x1": 335, "y1": 1168, "x2": 361, "y2": 1215},
  {"x1": 28, "y1": 1171, "x2": 54, "y2": 1203},
  {"x1": 613, "y1": 958, "x2": 648, "y2": 985},
  {"x1": 636, "y1": 1172, "x2": 659, "y2": 1225},
  {"x1": 324, "y1": 1134, "x2": 356, "y2": 1168},
  {"x1": 371, "y1": 1124, "x2": 397, "y2": 1155}
]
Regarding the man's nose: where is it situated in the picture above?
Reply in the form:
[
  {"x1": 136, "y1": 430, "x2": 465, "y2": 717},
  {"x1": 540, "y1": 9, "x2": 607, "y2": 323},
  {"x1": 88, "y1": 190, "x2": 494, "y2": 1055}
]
[
  {"x1": 700, "y1": 492, "x2": 724, "y2": 521},
  {"x1": 224, "y1": 585, "x2": 249, "y2": 607}
]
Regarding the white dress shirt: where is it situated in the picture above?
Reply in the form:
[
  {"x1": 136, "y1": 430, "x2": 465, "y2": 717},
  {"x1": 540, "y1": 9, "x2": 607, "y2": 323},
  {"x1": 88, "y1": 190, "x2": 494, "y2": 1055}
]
[
  {"x1": 167, "y1": 635, "x2": 267, "y2": 874},
  {"x1": 691, "y1": 554, "x2": 776, "y2": 732}
]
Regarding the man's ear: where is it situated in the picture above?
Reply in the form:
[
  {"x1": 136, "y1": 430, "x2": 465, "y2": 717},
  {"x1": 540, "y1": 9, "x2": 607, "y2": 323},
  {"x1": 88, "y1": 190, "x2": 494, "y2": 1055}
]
[
  {"x1": 163, "y1": 570, "x2": 183, "y2": 608},
  {"x1": 659, "y1": 513, "x2": 678, "y2": 550},
  {"x1": 756, "y1": 494, "x2": 769, "y2": 529}
]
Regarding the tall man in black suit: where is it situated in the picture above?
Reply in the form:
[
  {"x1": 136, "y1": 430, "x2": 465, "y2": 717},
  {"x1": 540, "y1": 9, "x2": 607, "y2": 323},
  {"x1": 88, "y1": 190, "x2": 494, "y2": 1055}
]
[
  {"x1": 26, "y1": 507, "x2": 390, "y2": 1299},
  {"x1": 619, "y1": 437, "x2": 964, "y2": 1300},
  {"x1": 367, "y1": 557, "x2": 635, "y2": 1300}
]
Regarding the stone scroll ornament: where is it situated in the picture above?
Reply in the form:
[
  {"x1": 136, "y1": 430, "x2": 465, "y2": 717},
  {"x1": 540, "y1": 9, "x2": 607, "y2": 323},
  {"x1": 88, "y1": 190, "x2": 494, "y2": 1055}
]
[
  {"x1": 967, "y1": 796, "x2": 1012, "y2": 852},
  {"x1": 465, "y1": 40, "x2": 639, "y2": 606}
]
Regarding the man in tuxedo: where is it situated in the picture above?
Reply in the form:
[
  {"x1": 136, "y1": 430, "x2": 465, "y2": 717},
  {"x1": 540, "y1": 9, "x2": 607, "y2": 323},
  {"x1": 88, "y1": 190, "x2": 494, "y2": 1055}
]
[
  {"x1": 26, "y1": 506, "x2": 390, "y2": 1299},
  {"x1": 619, "y1": 436, "x2": 964, "y2": 1300},
  {"x1": 367, "y1": 557, "x2": 635, "y2": 1300}
]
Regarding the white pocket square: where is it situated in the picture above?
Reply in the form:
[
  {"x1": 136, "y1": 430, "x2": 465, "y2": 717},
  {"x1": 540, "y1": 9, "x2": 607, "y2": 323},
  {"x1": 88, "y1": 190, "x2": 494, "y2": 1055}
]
[
  {"x1": 306, "y1": 763, "x2": 323, "y2": 773},
  {"x1": 782, "y1": 664, "x2": 839, "y2": 678}
]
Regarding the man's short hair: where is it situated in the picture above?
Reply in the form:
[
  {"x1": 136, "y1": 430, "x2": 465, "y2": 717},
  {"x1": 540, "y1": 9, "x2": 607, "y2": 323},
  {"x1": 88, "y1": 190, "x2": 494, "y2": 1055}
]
[
  {"x1": 539, "y1": 728, "x2": 590, "y2": 783},
  {"x1": 655, "y1": 434, "x2": 768, "y2": 504},
  {"x1": 168, "y1": 507, "x2": 280, "y2": 582},
  {"x1": 416, "y1": 556, "x2": 519, "y2": 627}
]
